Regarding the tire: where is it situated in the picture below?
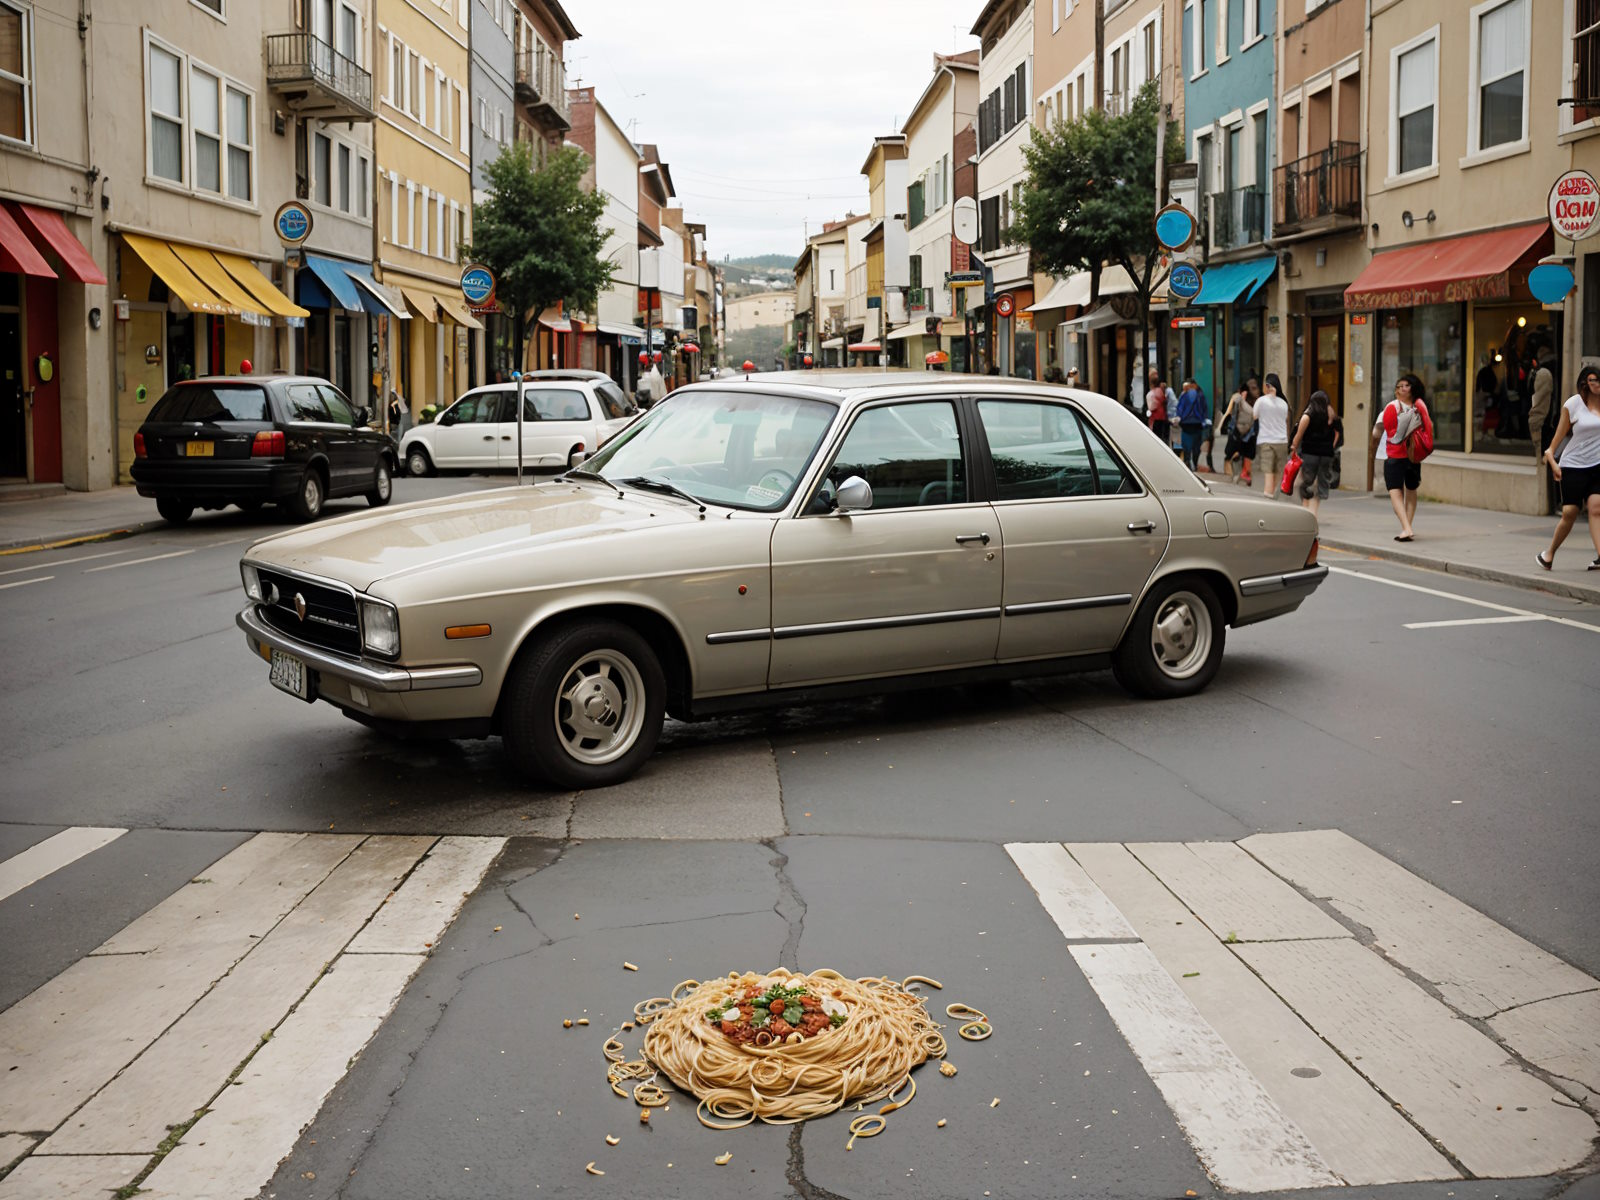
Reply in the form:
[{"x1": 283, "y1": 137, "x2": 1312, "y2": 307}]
[
  {"x1": 405, "y1": 446, "x2": 433, "y2": 478},
  {"x1": 502, "y1": 619, "x2": 666, "y2": 789},
  {"x1": 1112, "y1": 576, "x2": 1226, "y2": 699},
  {"x1": 155, "y1": 497, "x2": 193, "y2": 525},
  {"x1": 366, "y1": 458, "x2": 393, "y2": 507},
  {"x1": 287, "y1": 468, "x2": 325, "y2": 522}
]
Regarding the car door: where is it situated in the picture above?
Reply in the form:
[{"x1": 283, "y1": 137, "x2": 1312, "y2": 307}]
[
  {"x1": 767, "y1": 398, "x2": 1002, "y2": 688},
  {"x1": 283, "y1": 383, "x2": 339, "y2": 478},
  {"x1": 316, "y1": 384, "x2": 364, "y2": 492},
  {"x1": 975, "y1": 398, "x2": 1169, "y2": 658},
  {"x1": 511, "y1": 386, "x2": 591, "y2": 468},
  {"x1": 430, "y1": 391, "x2": 502, "y2": 470}
]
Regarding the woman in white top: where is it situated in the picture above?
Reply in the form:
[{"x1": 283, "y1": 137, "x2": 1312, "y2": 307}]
[
  {"x1": 1253, "y1": 373, "x2": 1291, "y2": 497},
  {"x1": 1536, "y1": 365, "x2": 1600, "y2": 571}
]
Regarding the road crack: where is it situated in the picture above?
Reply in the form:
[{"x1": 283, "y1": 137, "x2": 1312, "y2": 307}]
[
  {"x1": 764, "y1": 839, "x2": 805, "y2": 972},
  {"x1": 785, "y1": 1124, "x2": 855, "y2": 1200}
]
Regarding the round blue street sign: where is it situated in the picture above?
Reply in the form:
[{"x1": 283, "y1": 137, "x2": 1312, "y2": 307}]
[
  {"x1": 1154, "y1": 204, "x2": 1198, "y2": 252},
  {"x1": 1528, "y1": 262, "x2": 1576, "y2": 305},
  {"x1": 460, "y1": 264, "x2": 496, "y2": 306},
  {"x1": 1169, "y1": 261, "x2": 1202, "y2": 301},
  {"x1": 273, "y1": 201, "x2": 313, "y2": 246}
]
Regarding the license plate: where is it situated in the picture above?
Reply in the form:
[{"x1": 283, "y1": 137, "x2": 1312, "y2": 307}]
[
  {"x1": 185, "y1": 441, "x2": 215, "y2": 457},
  {"x1": 269, "y1": 649, "x2": 313, "y2": 701}
]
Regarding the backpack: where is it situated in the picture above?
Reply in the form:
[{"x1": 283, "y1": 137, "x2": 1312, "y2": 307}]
[{"x1": 1406, "y1": 401, "x2": 1434, "y2": 463}]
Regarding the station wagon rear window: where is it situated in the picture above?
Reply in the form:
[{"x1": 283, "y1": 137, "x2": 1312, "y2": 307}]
[{"x1": 148, "y1": 384, "x2": 270, "y2": 423}]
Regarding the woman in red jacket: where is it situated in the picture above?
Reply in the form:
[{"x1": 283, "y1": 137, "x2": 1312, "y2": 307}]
[{"x1": 1373, "y1": 374, "x2": 1431, "y2": 541}]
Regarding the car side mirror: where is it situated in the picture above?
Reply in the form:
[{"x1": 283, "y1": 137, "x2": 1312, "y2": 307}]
[
  {"x1": 352, "y1": 405, "x2": 369, "y2": 427},
  {"x1": 437, "y1": 411, "x2": 456, "y2": 427},
  {"x1": 835, "y1": 475, "x2": 873, "y2": 513}
]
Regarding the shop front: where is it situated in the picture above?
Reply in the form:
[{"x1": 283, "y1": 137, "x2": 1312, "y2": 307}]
[
  {"x1": 1344, "y1": 222, "x2": 1556, "y2": 513},
  {"x1": 1178, "y1": 255, "x2": 1277, "y2": 408},
  {"x1": 392, "y1": 281, "x2": 482, "y2": 419},
  {"x1": 990, "y1": 286, "x2": 1036, "y2": 379},
  {"x1": 293, "y1": 253, "x2": 408, "y2": 411}
]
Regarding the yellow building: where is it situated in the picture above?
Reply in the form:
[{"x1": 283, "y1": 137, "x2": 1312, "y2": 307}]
[
  {"x1": 375, "y1": 0, "x2": 480, "y2": 418},
  {"x1": 860, "y1": 135, "x2": 908, "y2": 362}
]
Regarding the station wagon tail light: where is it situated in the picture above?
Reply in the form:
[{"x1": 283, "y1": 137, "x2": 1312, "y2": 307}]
[
  {"x1": 360, "y1": 598, "x2": 400, "y2": 658},
  {"x1": 252, "y1": 430, "x2": 286, "y2": 457},
  {"x1": 134, "y1": 432, "x2": 146, "y2": 458},
  {"x1": 240, "y1": 563, "x2": 262, "y2": 601},
  {"x1": 1304, "y1": 538, "x2": 1320, "y2": 568}
]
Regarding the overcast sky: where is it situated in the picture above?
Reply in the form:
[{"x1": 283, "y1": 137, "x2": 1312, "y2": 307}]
[{"x1": 565, "y1": 0, "x2": 982, "y2": 262}]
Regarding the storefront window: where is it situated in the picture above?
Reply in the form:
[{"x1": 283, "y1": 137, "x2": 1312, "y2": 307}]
[
  {"x1": 1233, "y1": 309, "x2": 1263, "y2": 389},
  {"x1": 1470, "y1": 303, "x2": 1557, "y2": 456},
  {"x1": 1378, "y1": 303, "x2": 1465, "y2": 452},
  {"x1": 1014, "y1": 326, "x2": 1036, "y2": 380},
  {"x1": 165, "y1": 312, "x2": 195, "y2": 385}
]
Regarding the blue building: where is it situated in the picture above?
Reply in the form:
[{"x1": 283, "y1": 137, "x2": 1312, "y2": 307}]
[{"x1": 1178, "y1": 0, "x2": 1278, "y2": 408}]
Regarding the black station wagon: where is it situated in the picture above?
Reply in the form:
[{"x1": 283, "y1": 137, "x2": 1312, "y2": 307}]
[{"x1": 131, "y1": 375, "x2": 398, "y2": 525}]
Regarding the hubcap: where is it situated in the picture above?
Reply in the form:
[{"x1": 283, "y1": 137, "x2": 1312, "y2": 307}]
[
  {"x1": 409, "y1": 453, "x2": 426, "y2": 474},
  {"x1": 377, "y1": 466, "x2": 391, "y2": 498},
  {"x1": 304, "y1": 476, "x2": 321, "y2": 510},
  {"x1": 1150, "y1": 590, "x2": 1212, "y2": 679},
  {"x1": 554, "y1": 649, "x2": 647, "y2": 765}
]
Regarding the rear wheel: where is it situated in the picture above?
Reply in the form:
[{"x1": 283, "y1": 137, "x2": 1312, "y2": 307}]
[
  {"x1": 287, "y1": 468, "x2": 325, "y2": 522},
  {"x1": 155, "y1": 497, "x2": 193, "y2": 525},
  {"x1": 366, "y1": 459, "x2": 393, "y2": 507},
  {"x1": 502, "y1": 619, "x2": 666, "y2": 789},
  {"x1": 405, "y1": 446, "x2": 433, "y2": 478},
  {"x1": 1112, "y1": 577, "x2": 1225, "y2": 699}
]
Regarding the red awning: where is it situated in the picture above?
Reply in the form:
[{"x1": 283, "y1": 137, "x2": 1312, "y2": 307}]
[
  {"x1": 0, "y1": 203, "x2": 56, "y2": 278},
  {"x1": 848, "y1": 342, "x2": 881, "y2": 352},
  {"x1": 1344, "y1": 222, "x2": 1549, "y2": 312},
  {"x1": 8, "y1": 203, "x2": 106, "y2": 284}
]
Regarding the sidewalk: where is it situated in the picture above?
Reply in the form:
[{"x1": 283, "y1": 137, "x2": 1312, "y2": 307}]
[{"x1": 3, "y1": 479, "x2": 1597, "y2": 604}]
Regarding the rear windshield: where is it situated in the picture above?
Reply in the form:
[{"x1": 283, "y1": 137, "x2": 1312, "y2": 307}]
[{"x1": 148, "y1": 384, "x2": 271, "y2": 423}]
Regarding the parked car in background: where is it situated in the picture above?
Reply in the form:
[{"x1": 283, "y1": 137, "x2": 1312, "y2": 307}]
[
  {"x1": 400, "y1": 371, "x2": 639, "y2": 477},
  {"x1": 238, "y1": 372, "x2": 1326, "y2": 790},
  {"x1": 131, "y1": 375, "x2": 396, "y2": 525}
]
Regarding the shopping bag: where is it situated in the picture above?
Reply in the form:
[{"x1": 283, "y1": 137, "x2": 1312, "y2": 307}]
[{"x1": 1280, "y1": 452, "x2": 1303, "y2": 495}]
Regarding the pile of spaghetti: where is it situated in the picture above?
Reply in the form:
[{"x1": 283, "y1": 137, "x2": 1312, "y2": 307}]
[{"x1": 629, "y1": 968, "x2": 949, "y2": 1129}]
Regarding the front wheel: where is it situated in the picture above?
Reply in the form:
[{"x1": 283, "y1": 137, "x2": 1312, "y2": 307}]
[
  {"x1": 502, "y1": 620, "x2": 666, "y2": 789},
  {"x1": 405, "y1": 446, "x2": 433, "y2": 478},
  {"x1": 1112, "y1": 577, "x2": 1225, "y2": 699},
  {"x1": 366, "y1": 459, "x2": 393, "y2": 507}
]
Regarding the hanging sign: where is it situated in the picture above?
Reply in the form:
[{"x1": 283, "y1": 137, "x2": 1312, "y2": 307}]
[
  {"x1": 460, "y1": 264, "x2": 498, "y2": 313},
  {"x1": 1168, "y1": 261, "x2": 1202, "y2": 301},
  {"x1": 1170, "y1": 315, "x2": 1206, "y2": 329},
  {"x1": 273, "y1": 201, "x2": 313, "y2": 246},
  {"x1": 1550, "y1": 171, "x2": 1600, "y2": 241},
  {"x1": 1528, "y1": 261, "x2": 1577, "y2": 305},
  {"x1": 994, "y1": 294, "x2": 1015, "y2": 318},
  {"x1": 1154, "y1": 203, "x2": 1198, "y2": 252}
]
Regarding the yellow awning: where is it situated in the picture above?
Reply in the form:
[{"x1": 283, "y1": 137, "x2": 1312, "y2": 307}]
[
  {"x1": 122, "y1": 233, "x2": 233, "y2": 315},
  {"x1": 170, "y1": 243, "x2": 269, "y2": 321},
  {"x1": 214, "y1": 251, "x2": 310, "y2": 318},
  {"x1": 436, "y1": 291, "x2": 484, "y2": 331},
  {"x1": 401, "y1": 287, "x2": 440, "y2": 322}
]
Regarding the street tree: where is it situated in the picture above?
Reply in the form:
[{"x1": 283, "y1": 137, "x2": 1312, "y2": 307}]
[
  {"x1": 1014, "y1": 81, "x2": 1182, "y2": 403},
  {"x1": 467, "y1": 142, "x2": 614, "y2": 373}
]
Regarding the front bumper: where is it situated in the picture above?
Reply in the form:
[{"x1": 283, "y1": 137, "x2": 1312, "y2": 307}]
[{"x1": 237, "y1": 605, "x2": 482, "y2": 693}]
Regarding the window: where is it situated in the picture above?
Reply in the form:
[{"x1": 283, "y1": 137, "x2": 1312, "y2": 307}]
[
  {"x1": 313, "y1": 132, "x2": 331, "y2": 206},
  {"x1": 149, "y1": 43, "x2": 183, "y2": 182},
  {"x1": 337, "y1": 142, "x2": 351, "y2": 211},
  {"x1": 1243, "y1": 0, "x2": 1260, "y2": 43},
  {"x1": 356, "y1": 153, "x2": 368, "y2": 216},
  {"x1": 825, "y1": 402, "x2": 966, "y2": 510},
  {"x1": 977, "y1": 402, "x2": 1097, "y2": 499},
  {"x1": 1577, "y1": 0, "x2": 1600, "y2": 125},
  {"x1": 318, "y1": 385, "x2": 355, "y2": 424},
  {"x1": 191, "y1": 0, "x2": 223, "y2": 13},
  {"x1": 908, "y1": 179, "x2": 925, "y2": 227},
  {"x1": 225, "y1": 87, "x2": 251, "y2": 200},
  {"x1": 1143, "y1": 21, "x2": 1156, "y2": 86},
  {"x1": 1083, "y1": 420, "x2": 1137, "y2": 493},
  {"x1": 980, "y1": 194, "x2": 1001, "y2": 253},
  {"x1": 191, "y1": 67, "x2": 221, "y2": 192},
  {"x1": 0, "y1": 0, "x2": 33, "y2": 145},
  {"x1": 908, "y1": 254, "x2": 923, "y2": 290},
  {"x1": 338, "y1": 4, "x2": 358, "y2": 63},
  {"x1": 443, "y1": 393, "x2": 503, "y2": 424},
  {"x1": 1393, "y1": 31, "x2": 1437, "y2": 175},
  {"x1": 595, "y1": 381, "x2": 637, "y2": 419},
  {"x1": 523, "y1": 388, "x2": 589, "y2": 421},
  {"x1": 1215, "y1": 0, "x2": 1229, "y2": 62},
  {"x1": 436, "y1": 70, "x2": 447, "y2": 137},
  {"x1": 149, "y1": 383, "x2": 267, "y2": 422},
  {"x1": 1473, "y1": 0, "x2": 1526, "y2": 151},
  {"x1": 388, "y1": 35, "x2": 402, "y2": 104},
  {"x1": 1192, "y1": 0, "x2": 1207, "y2": 76},
  {"x1": 286, "y1": 384, "x2": 333, "y2": 422}
]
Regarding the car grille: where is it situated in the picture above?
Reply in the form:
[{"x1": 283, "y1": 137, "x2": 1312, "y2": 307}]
[{"x1": 256, "y1": 567, "x2": 362, "y2": 657}]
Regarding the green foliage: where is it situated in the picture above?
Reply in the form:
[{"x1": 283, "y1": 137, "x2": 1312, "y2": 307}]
[
  {"x1": 1015, "y1": 82, "x2": 1182, "y2": 302},
  {"x1": 467, "y1": 143, "x2": 614, "y2": 368}
]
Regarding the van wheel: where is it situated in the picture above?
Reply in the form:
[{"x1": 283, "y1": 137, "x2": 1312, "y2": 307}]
[
  {"x1": 366, "y1": 459, "x2": 393, "y2": 507},
  {"x1": 1112, "y1": 577, "x2": 1225, "y2": 699},
  {"x1": 502, "y1": 619, "x2": 665, "y2": 789},
  {"x1": 155, "y1": 497, "x2": 193, "y2": 525},
  {"x1": 405, "y1": 446, "x2": 433, "y2": 478},
  {"x1": 287, "y1": 468, "x2": 325, "y2": 522}
]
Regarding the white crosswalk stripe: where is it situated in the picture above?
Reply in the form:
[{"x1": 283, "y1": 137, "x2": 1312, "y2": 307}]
[
  {"x1": 1009, "y1": 833, "x2": 1600, "y2": 1191},
  {"x1": 0, "y1": 827, "x2": 127, "y2": 904}
]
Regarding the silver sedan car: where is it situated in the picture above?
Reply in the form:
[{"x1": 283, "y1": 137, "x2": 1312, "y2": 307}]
[{"x1": 238, "y1": 373, "x2": 1327, "y2": 788}]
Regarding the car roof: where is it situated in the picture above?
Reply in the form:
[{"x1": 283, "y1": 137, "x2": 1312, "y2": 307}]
[
  {"x1": 175, "y1": 375, "x2": 323, "y2": 388},
  {"x1": 519, "y1": 369, "x2": 613, "y2": 382},
  {"x1": 675, "y1": 370, "x2": 1125, "y2": 414}
]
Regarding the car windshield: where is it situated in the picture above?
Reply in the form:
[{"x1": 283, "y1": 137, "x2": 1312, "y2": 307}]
[
  {"x1": 584, "y1": 390, "x2": 837, "y2": 512},
  {"x1": 148, "y1": 384, "x2": 271, "y2": 423}
]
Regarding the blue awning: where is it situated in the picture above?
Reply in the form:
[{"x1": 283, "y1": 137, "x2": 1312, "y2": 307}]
[
  {"x1": 1192, "y1": 254, "x2": 1277, "y2": 306},
  {"x1": 300, "y1": 253, "x2": 364, "y2": 311},
  {"x1": 341, "y1": 259, "x2": 409, "y2": 318}
]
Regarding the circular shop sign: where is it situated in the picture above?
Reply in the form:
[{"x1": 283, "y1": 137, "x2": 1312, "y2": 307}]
[
  {"x1": 1550, "y1": 170, "x2": 1600, "y2": 241},
  {"x1": 1168, "y1": 260, "x2": 1203, "y2": 301},
  {"x1": 1154, "y1": 203, "x2": 1198, "y2": 252},
  {"x1": 459, "y1": 263, "x2": 496, "y2": 307},
  {"x1": 273, "y1": 201, "x2": 313, "y2": 246},
  {"x1": 994, "y1": 293, "x2": 1016, "y2": 318}
]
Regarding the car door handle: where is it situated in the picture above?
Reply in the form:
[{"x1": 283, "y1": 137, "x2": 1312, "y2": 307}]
[
  {"x1": 500, "y1": 435, "x2": 511, "y2": 440},
  {"x1": 1127, "y1": 520, "x2": 1158, "y2": 533},
  {"x1": 483, "y1": 435, "x2": 496, "y2": 441},
  {"x1": 955, "y1": 533, "x2": 991, "y2": 546}
]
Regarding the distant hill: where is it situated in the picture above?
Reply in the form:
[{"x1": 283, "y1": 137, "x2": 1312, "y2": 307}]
[{"x1": 723, "y1": 253, "x2": 797, "y2": 271}]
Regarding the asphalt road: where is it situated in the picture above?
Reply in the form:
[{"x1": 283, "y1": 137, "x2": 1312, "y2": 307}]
[{"x1": 1, "y1": 474, "x2": 1597, "y2": 1200}]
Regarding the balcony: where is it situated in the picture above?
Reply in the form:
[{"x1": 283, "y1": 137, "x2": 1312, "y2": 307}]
[
  {"x1": 265, "y1": 33, "x2": 374, "y2": 122},
  {"x1": 1273, "y1": 142, "x2": 1361, "y2": 236},
  {"x1": 1211, "y1": 185, "x2": 1267, "y2": 251},
  {"x1": 516, "y1": 40, "x2": 571, "y2": 131}
]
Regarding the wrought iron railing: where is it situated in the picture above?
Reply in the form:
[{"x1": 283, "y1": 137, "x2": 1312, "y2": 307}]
[
  {"x1": 1273, "y1": 141, "x2": 1360, "y2": 231},
  {"x1": 265, "y1": 32, "x2": 373, "y2": 115},
  {"x1": 1211, "y1": 185, "x2": 1267, "y2": 249},
  {"x1": 515, "y1": 40, "x2": 570, "y2": 123}
]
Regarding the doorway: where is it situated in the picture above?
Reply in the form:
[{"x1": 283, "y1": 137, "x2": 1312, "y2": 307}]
[
  {"x1": 0, "y1": 304, "x2": 22, "y2": 478},
  {"x1": 1311, "y1": 315, "x2": 1343, "y2": 415}
]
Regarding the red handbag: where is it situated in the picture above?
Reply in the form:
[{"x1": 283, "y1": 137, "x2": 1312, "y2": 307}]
[{"x1": 1280, "y1": 452, "x2": 1303, "y2": 494}]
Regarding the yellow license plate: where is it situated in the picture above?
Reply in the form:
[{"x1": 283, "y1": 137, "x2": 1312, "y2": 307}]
[{"x1": 185, "y1": 441, "x2": 215, "y2": 457}]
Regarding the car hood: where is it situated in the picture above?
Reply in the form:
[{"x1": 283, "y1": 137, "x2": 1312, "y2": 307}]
[{"x1": 243, "y1": 482, "x2": 706, "y2": 591}]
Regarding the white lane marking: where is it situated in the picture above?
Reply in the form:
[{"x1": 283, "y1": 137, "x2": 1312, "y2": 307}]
[
  {"x1": 1329, "y1": 565, "x2": 1600, "y2": 634},
  {"x1": 0, "y1": 575, "x2": 52, "y2": 590},
  {"x1": 1070, "y1": 942, "x2": 1342, "y2": 1192},
  {"x1": 0, "y1": 826, "x2": 127, "y2": 903},
  {"x1": 1005, "y1": 842, "x2": 1137, "y2": 940},
  {"x1": 82, "y1": 549, "x2": 195, "y2": 573},
  {"x1": 1402, "y1": 614, "x2": 1547, "y2": 629},
  {"x1": 0, "y1": 549, "x2": 125, "y2": 575}
]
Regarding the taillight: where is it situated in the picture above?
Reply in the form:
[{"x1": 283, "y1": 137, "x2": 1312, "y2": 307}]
[
  {"x1": 575, "y1": 441, "x2": 585, "y2": 452},
  {"x1": 134, "y1": 432, "x2": 146, "y2": 459},
  {"x1": 252, "y1": 430, "x2": 285, "y2": 457},
  {"x1": 1304, "y1": 537, "x2": 1319, "y2": 568}
]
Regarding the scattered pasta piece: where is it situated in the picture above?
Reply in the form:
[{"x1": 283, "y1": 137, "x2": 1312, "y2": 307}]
[
  {"x1": 584, "y1": 1162, "x2": 604, "y2": 1176},
  {"x1": 623, "y1": 961, "x2": 639, "y2": 971},
  {"x1": 714, "y1": 1152, "x2": 733, "y2": 1165},
  {"x1": 604, "y1": 1135, "x2": 619, "y2": 1146}
]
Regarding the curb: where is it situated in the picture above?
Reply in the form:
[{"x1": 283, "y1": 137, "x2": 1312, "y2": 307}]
[
  {"x1": 1321, "y1": 537, "x2": 1600, "y2": 606},
  {"x1": 0, "y1": 523, "x2": 157, "y2": 555}
]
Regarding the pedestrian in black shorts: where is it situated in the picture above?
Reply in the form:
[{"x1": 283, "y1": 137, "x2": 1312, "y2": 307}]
[{"x1": 1536, "y1": 366, "x2": 1600, "y2": 571}]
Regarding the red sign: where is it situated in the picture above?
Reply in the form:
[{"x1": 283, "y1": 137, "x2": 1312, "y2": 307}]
[
  {"x1": 1350, "y1": 314, "x2": 1369, "y2": 325},
  {"x1": 994, "y1": 294, "x2": 1015, "y2": 318},
  {"x1": 951, "y1": 239, "x2": 971, "y2": 274},
  {"x1": 637, "y1": 289, "x2": 660, "y2": 315},
  {"x1": 1550, "y1": 170, "x2": 1600, "y2": 241},
  {"x1": 1170, "y1": 315, "x2": 1206, "y2": 329},
  {"x1": 1343, "y1": 271, "x2": 1511, "y2": 312}
]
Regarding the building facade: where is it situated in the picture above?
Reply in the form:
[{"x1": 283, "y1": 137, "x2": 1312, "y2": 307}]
[
  {"x1": 860, "y1": 135, "x2": 909, "y2": 363},
  {"x1": 566, "y1": 86, "x2": 642, "y2": 385},
  {"x1": 973, "y1": 0, "x2": 1035, "y2": 376}
]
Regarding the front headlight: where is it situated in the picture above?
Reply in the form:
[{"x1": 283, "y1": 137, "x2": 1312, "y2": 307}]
[
  {"x1": 241, "y1": 563, "x2": 262, "y2": 602},
  {"x1": 360, "y1": 599, "x2": 400, "y2": 658}
]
